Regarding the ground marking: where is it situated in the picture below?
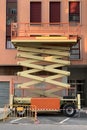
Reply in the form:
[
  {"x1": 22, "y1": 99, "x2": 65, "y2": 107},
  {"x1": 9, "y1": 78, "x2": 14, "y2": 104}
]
[
  {"x1": 10, "y1": 118, "x2": 24, "y2": 123},
  {"x1": 59, "y1": 118, "x2": 70, "y2": 124}
]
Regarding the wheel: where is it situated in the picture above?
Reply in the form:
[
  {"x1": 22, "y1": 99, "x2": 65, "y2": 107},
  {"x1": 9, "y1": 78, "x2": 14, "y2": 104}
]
[{"x1": 63, "y1": 104, "x2": 76, "y2": 117}]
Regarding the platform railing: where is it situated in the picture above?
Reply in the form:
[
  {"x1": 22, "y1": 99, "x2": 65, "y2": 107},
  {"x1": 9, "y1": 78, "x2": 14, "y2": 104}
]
[{"x1": 11, "y1": 22, "x2": 81, "y2": 39}]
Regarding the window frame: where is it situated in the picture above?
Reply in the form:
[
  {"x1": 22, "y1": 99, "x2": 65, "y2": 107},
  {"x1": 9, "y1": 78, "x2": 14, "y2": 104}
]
[
  {"x1": 49, "y1": 1, "x2": 61, "y2": 23},
  {"x1": 30, "y1": 1, "x2": 42, "y2": 24},
  {"x1": 70, "y1": 40, "x2": 81, "y2": 60},
  {"x1": 6, "y1": 0, "x2": 17, "y2": 25},
  {"x1": 6, "y1": 36, "x2": 15, "y2": 49},
  {"x1": 69, "y1": 1, "x2": 80, "y2": 23}
]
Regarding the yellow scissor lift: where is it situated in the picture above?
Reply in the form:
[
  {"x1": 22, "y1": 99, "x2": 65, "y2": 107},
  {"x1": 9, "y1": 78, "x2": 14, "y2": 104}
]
[{"x1": 10, "y1": 22, "x2": 81, "y2": 117}]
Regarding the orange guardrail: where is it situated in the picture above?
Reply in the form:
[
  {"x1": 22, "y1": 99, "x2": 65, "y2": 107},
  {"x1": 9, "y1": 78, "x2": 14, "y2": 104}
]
[{"x1": 3, "y1": 104, "x2": 37, "y2": 122}]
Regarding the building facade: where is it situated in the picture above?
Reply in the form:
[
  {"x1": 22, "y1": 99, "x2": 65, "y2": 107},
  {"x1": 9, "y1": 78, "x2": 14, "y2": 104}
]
[{"x1": 0, "y1": 0, "x2": 87, "y2": 107}]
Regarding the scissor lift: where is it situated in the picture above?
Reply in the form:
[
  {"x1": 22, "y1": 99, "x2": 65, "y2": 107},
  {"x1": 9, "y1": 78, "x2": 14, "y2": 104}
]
[{"x1": 10, "y1": 22, "x2": 81, "y2": 117}]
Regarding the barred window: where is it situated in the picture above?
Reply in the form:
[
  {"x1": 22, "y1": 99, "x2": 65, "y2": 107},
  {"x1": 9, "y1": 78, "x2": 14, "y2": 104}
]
[{"x1": 70, "y1": 41, "x2": 80, "y2": 60}]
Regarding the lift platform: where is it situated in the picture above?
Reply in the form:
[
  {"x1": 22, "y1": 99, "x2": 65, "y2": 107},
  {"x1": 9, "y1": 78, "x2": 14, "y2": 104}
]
[
  {"x1": 10, "y1": 22, "x2": 81, "y2": 117},
  {"x1": 11, "y1": 22, "x2": 80, "y2": 97}
]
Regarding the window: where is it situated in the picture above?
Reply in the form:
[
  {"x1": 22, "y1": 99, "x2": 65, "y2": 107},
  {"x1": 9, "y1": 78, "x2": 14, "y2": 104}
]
[
  {"x1": 7, "y1": 40, "x2": 15, "y2": 49},
  {"x1": 0, "y1": 66, "x2": 23, "y2": 75},
  {"x1": 30, "y1": 2, "x2": 41, "y2": 23},
  {"x1": 10, "y1": 8, "x2": 17, "y2": 15},
  {"x1": 49, "y1": 2, "x2": 60, "y2": 23},
  {"x1": 69, "y1": 1, "x2": 80, "y2": 22},
  {"x1": 6, "y1": 37, "x2": 15, "y2": 49},
  {"x1": 6, "y1": 0, "x2": 17, "y2": 48},
  {"x1": 6, "y1": 0, "x2": 17, "y2": 25},
  {"x1": 70, "y1": 41, "x2": 80, "y2": 60}
]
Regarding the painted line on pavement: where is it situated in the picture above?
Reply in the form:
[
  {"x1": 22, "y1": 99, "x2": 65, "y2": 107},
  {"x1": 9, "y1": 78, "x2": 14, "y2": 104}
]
[
  {"x1": 10, "y1": 118, "x2": 23, "y2": 123},
  {"x1": 59, "y1": 118, "x2": 70, "y2": 124}
]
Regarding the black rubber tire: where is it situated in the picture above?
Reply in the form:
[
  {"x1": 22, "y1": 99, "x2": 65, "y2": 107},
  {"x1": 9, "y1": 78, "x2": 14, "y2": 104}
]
[{"x1": 63, "y1": 104, "x2": 76, "y2": 117}]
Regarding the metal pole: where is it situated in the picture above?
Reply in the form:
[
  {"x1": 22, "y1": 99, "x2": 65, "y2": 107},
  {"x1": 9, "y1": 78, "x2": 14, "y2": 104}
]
[{"x1": 77, "y1": 94, "x2": 81, "y2": 117}]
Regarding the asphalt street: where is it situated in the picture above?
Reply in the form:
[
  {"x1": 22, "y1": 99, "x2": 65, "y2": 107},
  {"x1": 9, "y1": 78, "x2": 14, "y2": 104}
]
[
  {"x1": 0, "y1": 124, "x2": 87, "y2": 130},
  {"x1": 0, "y1": 111, "x2": 87, "y2": 126}
]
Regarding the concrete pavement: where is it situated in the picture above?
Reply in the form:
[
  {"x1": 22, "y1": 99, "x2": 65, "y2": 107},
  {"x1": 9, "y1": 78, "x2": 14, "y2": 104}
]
[{"x1": 0, "y1": 124, "x2": 87, "y2": 130}]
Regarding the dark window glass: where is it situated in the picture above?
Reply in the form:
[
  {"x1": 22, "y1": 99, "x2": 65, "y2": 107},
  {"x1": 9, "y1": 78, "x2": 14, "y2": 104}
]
[
  {"x1": 0, "y1": 66, "x2": 23, "y2": 75},
  {"x1": 6, "y1": 36, "x2": 15, "y2": 49},
  {"x1": 6, "y1": 0, "x2": 17, "y2": 25},
  {"x1": 6, "y1": 0, "x2": 17, "y2": 48},
  {"x1": 50, "y1": 2, "x2": 60, "y2": 23},
  {"x1": 70, "y1": 41, "x2": 80, "y2": 60},
  {"x1": 69, "y1": 2, "x2": 80, "y2": 22},
  {"x1": 30, "y1": 2, "x2": 41, "y2": 23}
]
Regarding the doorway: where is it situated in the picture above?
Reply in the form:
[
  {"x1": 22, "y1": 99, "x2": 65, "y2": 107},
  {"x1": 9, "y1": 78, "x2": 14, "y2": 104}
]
[
  {"x1": 68, "y1": 80, "x2": 85, "y2": 107},
  {"x1": 0, "y1": 81, "x2": 10, "y2": 108}
]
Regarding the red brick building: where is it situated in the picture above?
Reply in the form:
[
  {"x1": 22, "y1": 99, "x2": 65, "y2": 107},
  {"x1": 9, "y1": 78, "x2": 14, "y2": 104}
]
[{"x1": 0, "y1": 0, "x2": 87, "y2": 107}]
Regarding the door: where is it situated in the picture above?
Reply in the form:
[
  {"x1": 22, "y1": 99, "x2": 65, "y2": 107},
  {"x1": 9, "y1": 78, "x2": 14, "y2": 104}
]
[
  {"x1": 76, "y1": 80, "x2": 85, "y2": 107},
  {"x1": 0, "y1": 82, "x2": 10, "y2": 108},
  {"x1": 68, "y1": 80, "x2": 85, "y2": 107}
]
